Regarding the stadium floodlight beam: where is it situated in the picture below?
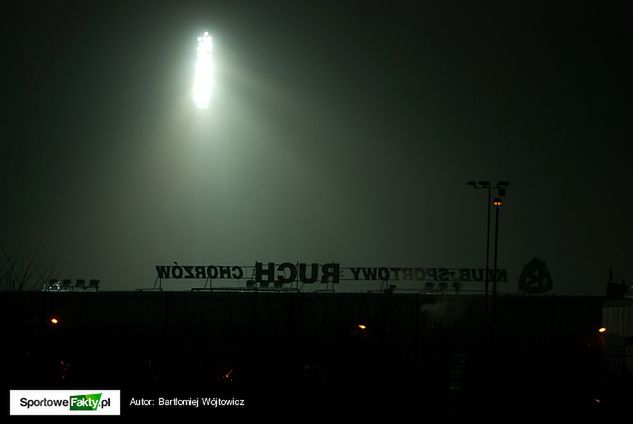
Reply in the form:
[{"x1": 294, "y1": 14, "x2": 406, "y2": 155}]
[{"x1": 193, "y1": 31, "x2": 214, "y2": 109}]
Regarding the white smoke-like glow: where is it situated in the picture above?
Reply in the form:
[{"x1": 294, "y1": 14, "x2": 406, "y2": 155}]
[{"x1": 193, "y1": 32, "x2": 213, "y2": 109}]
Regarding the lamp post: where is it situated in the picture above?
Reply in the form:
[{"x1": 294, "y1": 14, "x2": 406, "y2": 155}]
[
  {"x1": 466, "y1": 181, "x2": 509, "y2": 363},
  {"x1": 490, "y1": 196, "x2": 504, "y2": 365}
]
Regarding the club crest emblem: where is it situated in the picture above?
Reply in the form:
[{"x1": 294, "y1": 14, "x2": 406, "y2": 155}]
[{"x1": 518, "y1": 257, "x2": 553, "y2": 294}]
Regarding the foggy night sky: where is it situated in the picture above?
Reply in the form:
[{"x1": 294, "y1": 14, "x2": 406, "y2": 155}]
[{"x1": 2, "y1": 0, "x2": 632, "y2": 294}]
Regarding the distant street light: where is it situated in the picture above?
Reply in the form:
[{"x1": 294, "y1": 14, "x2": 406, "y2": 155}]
[
  {"x1": 490, "y1": 196, "x2": 504, "y2": 361},
  {"x1": 193, "y1": 32, "x2": 214, "y2": 109},
  {"x1": 465, "y1": 181, "x2": 510, "y2": 318},
  {"x1": 466, "y1": 180, "x2": 509, "y2": 366}
]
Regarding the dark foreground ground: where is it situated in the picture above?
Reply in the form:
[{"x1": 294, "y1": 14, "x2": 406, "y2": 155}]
[{"x1": 1, "y1": 291, "x2": 628, "y2": 418}]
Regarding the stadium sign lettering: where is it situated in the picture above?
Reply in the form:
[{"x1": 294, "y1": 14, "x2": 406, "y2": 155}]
[{"x1": 155, "y1": 262, "x2": 508, "y2": 285}]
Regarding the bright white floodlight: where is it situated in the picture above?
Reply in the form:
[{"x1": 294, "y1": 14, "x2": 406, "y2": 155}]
[{"x1": 193, "y1": 32, "x2": 213, "y2": 109}]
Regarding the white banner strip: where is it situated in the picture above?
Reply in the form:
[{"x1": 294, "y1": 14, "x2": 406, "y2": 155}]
[{"x1": 10, "y1": 390, "x2": 121, "y2": 416}]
